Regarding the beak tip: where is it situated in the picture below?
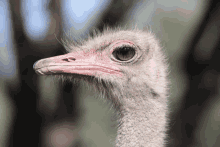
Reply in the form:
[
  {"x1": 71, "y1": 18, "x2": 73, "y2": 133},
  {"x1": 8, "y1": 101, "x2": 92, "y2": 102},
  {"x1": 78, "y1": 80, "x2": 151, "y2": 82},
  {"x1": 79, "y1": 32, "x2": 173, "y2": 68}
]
[{"x1": 33, "y1": 61, "x2": 38, "y2": 70}]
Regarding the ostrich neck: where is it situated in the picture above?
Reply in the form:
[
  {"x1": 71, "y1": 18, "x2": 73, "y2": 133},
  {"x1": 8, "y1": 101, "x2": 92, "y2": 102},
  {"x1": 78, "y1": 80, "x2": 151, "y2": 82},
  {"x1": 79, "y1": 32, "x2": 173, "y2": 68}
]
[{"x1": 114, "y1": 88, "x2": 167, "y2": 147}]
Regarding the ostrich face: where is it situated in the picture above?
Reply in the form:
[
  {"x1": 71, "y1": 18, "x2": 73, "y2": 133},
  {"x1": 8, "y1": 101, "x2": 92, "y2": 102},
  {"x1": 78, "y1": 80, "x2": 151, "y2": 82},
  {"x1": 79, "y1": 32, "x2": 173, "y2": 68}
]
[
  {"x1": 34, "y1": 29, "x2": 167, "y2": 97},
  {"x1": 33, "y1": 29, "x2": 169, "y2": 147}
]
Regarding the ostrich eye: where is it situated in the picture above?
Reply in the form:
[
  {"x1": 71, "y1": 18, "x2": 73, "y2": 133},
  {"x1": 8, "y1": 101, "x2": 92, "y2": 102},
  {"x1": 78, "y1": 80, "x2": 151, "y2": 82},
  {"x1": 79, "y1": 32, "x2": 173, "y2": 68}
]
[{"x1": 112, "y1": 46, "x2": 136, "y2": 61}]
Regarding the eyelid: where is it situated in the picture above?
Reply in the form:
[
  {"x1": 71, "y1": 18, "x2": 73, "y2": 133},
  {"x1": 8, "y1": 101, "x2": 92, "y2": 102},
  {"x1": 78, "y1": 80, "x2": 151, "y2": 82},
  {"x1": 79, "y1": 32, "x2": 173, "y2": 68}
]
[
  {"x1": 109, "y1": 40, "x2": 136, "y2": 54},
  {"x1": 114, "y1": 44, "x2": 135, "y2": 51}
]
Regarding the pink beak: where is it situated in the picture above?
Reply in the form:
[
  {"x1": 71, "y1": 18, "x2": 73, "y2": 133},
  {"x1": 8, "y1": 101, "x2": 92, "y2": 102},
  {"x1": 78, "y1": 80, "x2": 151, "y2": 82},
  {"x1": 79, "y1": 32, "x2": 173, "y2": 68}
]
[{"x1": 33, "y1": 49, "x2": 122, "y2": 77}]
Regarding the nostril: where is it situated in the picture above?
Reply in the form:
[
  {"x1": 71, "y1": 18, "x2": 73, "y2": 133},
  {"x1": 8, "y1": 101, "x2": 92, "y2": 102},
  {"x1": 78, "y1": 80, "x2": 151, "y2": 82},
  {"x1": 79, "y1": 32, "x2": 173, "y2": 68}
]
[
  {"x1": 62, "y1": 58, "x2": 76, "y2": 62},
  {"x1": 69, "y1": 57, "x2": 76, "y2": 61},
  {"x1": 62, "y1": 58, "x2": 69, "y2": 62}
]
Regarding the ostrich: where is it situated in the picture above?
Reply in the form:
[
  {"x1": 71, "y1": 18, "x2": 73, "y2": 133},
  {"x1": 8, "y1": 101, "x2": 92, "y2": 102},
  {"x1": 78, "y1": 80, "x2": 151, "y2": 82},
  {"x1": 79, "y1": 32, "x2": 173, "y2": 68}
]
[{"x1": 33, "y1": 28, "x2": 169, "y2": 147}]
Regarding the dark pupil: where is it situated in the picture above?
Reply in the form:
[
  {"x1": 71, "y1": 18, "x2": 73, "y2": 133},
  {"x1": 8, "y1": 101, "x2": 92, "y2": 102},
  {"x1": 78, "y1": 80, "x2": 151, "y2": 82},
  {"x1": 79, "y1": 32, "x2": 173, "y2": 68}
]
[{"x1": 113, "y1": 47, "x2": 135, "y2": 61}]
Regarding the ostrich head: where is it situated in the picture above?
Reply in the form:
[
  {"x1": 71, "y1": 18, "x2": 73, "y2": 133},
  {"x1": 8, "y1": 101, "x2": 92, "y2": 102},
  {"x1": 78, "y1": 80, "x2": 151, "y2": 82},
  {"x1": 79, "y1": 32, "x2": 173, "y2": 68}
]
[{"x1": 34, "y1": 28, "x2": 169, "y2": 147}]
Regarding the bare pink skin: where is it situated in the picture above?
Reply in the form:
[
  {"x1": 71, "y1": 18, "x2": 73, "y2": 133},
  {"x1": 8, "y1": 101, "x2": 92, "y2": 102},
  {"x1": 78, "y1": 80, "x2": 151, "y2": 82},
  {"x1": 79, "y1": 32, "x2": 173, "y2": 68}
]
[{"x1": 33, "y1": 40, "x2": 135, "y2": 77}]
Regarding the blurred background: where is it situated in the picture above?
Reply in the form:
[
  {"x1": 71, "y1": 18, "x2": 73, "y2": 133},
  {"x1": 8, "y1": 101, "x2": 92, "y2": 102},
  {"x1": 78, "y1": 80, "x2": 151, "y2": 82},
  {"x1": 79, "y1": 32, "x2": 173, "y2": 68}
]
[{"x1": 1, "y1": 0, "x2": 220, "y2": 146}]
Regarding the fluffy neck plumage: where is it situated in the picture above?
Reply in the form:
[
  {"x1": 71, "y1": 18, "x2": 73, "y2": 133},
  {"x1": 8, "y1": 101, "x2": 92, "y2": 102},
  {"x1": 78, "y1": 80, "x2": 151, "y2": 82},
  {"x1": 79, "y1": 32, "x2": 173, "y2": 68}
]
[{"x1": 106, "y1": 82, "x2": 167, "y2": 147}]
